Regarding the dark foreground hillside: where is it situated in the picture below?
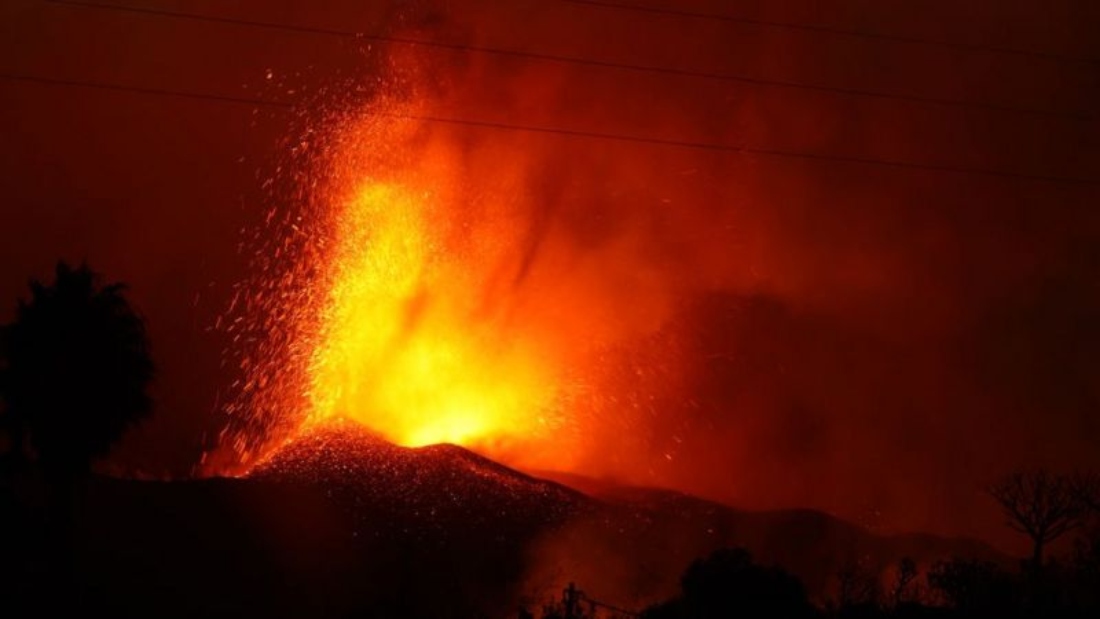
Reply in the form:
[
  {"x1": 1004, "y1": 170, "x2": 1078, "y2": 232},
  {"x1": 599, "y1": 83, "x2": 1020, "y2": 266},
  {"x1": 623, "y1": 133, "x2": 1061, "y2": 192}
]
[{"x1": 2, "y1": 424, "x2": 1003, "y2": 618}]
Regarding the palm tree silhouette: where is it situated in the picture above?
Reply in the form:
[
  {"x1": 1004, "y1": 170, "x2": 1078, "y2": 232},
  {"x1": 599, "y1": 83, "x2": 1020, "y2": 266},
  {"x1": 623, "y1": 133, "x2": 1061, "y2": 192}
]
[{"x1": 1, "y1": 262, "x2": 153, "y2": 479}]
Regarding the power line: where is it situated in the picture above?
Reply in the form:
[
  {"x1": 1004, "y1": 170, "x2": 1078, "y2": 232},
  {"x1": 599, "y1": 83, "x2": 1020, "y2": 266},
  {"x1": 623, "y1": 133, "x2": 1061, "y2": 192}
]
[
  {"x1": 558, "y1": 0, "x2": 1100, "y2": 66},
  {"x1": 0, "y1": 71, "x2": 289, "y2": 109},
  {"x1": 3, "y1": 71, "x2": 1095, "y2": 186},
  {"x1": 42, "y1": 0, "x2": 1091, "y2": 121}
]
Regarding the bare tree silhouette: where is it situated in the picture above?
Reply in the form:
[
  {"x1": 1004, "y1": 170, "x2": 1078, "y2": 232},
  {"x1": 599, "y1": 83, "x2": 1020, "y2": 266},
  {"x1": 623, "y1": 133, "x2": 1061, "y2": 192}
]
[
  {"x1": 989, "y1": 470, "x2": 1088, "y2": 569},
  {"x1": 1, "y1": 262, "x2": 153, "y2": 480}
]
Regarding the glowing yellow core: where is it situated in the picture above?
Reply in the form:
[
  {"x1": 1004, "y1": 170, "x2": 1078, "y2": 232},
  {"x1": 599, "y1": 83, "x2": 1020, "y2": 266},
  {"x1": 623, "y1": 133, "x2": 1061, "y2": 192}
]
[{"x1": 306, "y1": 181, "x2": 557, "y2": 450}]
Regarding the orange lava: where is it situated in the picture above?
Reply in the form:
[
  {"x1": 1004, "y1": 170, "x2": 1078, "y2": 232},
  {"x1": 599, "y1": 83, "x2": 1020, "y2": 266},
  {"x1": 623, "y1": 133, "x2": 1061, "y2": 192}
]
[
  {"x1": 238, "y1": 101, "x2": 610, "y2": 473},
  {"x1": 304, "y1": 152, "x2": 565, "y2": 456},
  {"x1": 214, "y1": 46, "x2": 691, "y2": 478}
]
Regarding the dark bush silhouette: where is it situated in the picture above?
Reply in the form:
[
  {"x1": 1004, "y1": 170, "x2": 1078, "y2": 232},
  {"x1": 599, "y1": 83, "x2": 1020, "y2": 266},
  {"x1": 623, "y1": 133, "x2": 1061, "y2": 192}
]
[
  {"x1": 835, "y1": 554, "x2": 882, "y2": 612},
  {"x1": 1072, "y1": 472, "x2": 1100, "y2": 514},
  {"x1": 927, "y1": 557, "x2": 1018, "y2": 615},
  {"x1": 643, "y1": 547, "x2": 815, "y2": 619},
  {"x1": 1068, "y1": 527, "x2": 1100, "y2": 611},
  {"x1": 1, "y1": 262, "x2": 153, "y2": 479},
  {"x1": 890, "y1": 557, "x2": 918, "y2": 608}
]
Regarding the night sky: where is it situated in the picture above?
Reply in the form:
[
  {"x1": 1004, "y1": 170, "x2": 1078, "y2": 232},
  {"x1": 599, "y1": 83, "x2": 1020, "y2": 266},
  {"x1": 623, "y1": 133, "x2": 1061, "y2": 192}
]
[{"x1": 2, "y1": 0, "x2": 1099, "y2": 551}]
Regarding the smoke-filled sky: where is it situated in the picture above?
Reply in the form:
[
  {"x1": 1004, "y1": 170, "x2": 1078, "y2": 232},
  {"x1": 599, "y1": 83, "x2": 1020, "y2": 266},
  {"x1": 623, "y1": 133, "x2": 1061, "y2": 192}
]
[{"x1": 2, "y1": 0, "x2": 1099, "y2": 549}]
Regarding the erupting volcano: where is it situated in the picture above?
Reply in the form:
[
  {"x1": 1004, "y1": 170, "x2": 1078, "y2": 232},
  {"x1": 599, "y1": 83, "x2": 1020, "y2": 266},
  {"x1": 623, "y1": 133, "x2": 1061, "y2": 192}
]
[
  {"x1": 7, "y1": 1, "x2": 1100, "y2": 617},
  {"x1": 212, "y1": 34, "x2": 701, "y2": 477},
  {"x1": 216, "y1": 96, "x2": 674, "y2": 474},
  {"x1": 224, "y1": 118, "x2": 560, "y2": 469}
]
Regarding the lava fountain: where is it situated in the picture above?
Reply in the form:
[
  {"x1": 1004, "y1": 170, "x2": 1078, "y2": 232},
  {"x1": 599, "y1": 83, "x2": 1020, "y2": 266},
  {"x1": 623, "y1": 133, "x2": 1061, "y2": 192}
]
[
  {"x1": 213, "y1": 42, "x2": 696, "y2": 477},
  {"x1": 214, "y1": 103, "x2": 600, "y2": 473},
  {"x1": 303, "y1": 118, "x2": 571, "y2": 456}
]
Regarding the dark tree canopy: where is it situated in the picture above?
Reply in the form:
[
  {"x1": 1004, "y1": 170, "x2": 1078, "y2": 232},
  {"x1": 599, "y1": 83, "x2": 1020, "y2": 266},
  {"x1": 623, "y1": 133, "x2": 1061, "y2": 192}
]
[{"x1": 1, "y1": 262, "x2": 153, "y2": 477}]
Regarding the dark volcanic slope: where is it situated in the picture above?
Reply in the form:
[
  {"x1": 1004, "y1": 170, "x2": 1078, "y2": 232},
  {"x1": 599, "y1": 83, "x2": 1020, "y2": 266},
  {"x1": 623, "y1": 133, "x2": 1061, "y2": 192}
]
[
  {"x1": 248, "y1": 421, "x2": 590, "y2": 533},
  {"x1": 524, "y1": 477, "x2": 1006, "y2": 604},
  {"x1": 41, "y1": 426, "x2": 1005, "y2": 618},
  {"x1": 245, "y1": 424, "x2": 1004, "y2": 605},
  {"x1": 61, "y1": 423, "x2": 590, "y2": 619}
]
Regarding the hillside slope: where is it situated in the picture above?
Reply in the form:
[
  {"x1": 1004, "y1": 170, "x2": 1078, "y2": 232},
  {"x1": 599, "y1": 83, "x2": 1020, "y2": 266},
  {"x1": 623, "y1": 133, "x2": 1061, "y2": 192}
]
[{"x1": 19, "y1": 424, "x2": 1005, "y2": 617}]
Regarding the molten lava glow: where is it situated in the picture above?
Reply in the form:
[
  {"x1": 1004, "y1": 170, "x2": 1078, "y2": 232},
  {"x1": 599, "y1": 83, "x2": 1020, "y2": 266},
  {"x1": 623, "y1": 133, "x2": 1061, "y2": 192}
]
[
  {"x1": 214, "y1": 48, "x2": 692, "y2": 477},
  {"x1": 306, "y1": 179, "x2": 561, "y2": 450}
]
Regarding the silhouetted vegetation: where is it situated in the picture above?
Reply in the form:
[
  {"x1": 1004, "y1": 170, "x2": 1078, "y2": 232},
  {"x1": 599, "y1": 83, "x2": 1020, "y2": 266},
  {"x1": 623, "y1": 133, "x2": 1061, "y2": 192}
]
[
  {"x1": 621, "y1": 471, "x2": 1100, "y2": 619},
  {"x1": 1, "y1": 262, "x2": 154, "y2": 617},
  {"x1": 0, "y1": 261, "x2": 153, "y2": 481},
  {"x1": 1071, "y1": 472, "x2": 1100, "y2": 513},
  {"x1": 926, "y1": 557, "x2": 1018, "y2": 614},
  {"x1": 641, "y1": 548, "x2": 815, "y2": 619},
  {"x1": 890, "y1": 557, "x2": 918, "y2": 607},
  {"x1": 989, "y1": 470, "x2": 1090, "y2": 570},
  {"x1": 834, "y1": 554, "x2": 882, "y2": 614},
  {"x1": 1069, "y1": 526, "x2": 1100, "y2": 609}
]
